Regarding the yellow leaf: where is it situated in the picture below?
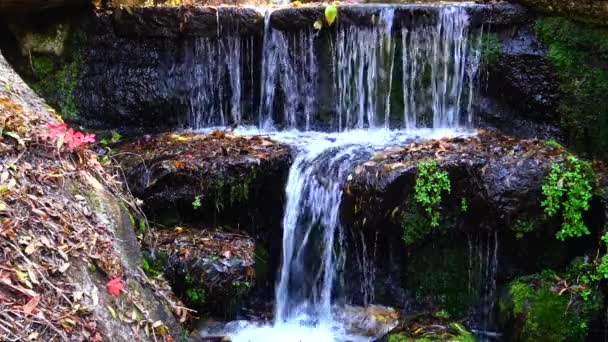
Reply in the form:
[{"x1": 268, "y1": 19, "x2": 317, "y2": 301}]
[
  {"x1": 290, "y1": 0, "x2": 301, "y2": 6},
  {"x1": 313, "y1": 20, "x2": 323, "y2": 31},
  {"x1": 325, "y1": 5, "x2": 337, "y2": 26},
  {"x1": 107, "y1": 305, "x2": 117, "y2": 319}
]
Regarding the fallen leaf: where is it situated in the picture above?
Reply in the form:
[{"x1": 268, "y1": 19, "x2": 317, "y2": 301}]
[
  {"x1": 106, "y1": 276, "x2": 123, "y2": 296},
  {"x1": 22, "y1": 296, "x2": 40, "y2": 314}
]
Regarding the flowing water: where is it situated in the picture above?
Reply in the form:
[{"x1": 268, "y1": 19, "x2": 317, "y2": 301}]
[{"x1": 193, "y1": 4, "x2": 486, "y2": 341}]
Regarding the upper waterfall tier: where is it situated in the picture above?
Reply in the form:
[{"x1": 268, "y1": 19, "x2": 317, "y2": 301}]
[{"x1": 72, "y1": 3, "x2": 531, "y2": 132}]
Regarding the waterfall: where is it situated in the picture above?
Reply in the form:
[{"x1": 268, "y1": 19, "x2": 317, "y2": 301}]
[
  {"x1": 333, "y1": 6, "x2": 480, "y2": 131},
  {"x1": 259, "y1": 11, "x2": 318, "y2": 130},
  {"x1": 183, "y1": 33, "x2": 245, "y2": 128},
  {"x1": 203, "y1": 5, "x2": 485, "y2": 341},
  {"x1": 275, "y1": 144, "x2": 368, "y2": 322}
]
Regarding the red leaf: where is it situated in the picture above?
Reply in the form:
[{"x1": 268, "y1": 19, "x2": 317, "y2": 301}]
[
  {"x1": 22, "y1": 296, "x2": 40, "y2": 314},
  {"x1": 106, "y1": 277, "x2": 123, "y2": 296}
]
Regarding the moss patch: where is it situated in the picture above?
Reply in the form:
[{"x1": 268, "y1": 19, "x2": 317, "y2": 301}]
[
  {"x1": 535, "y1": 17, "x2": 608, "y2": 160},
  {"x1": 499, "y1": 270, "x2": 602, "y2": 341},
  {"x1": 481, "y1": 32, "x2": 500, "y2": 65},
  {"x1": 405, "y1": 239, "x2": 479, "y2": 318}
]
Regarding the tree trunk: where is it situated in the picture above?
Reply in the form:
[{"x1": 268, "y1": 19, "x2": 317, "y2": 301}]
[{"x1": 517, "y1": 0, "x2": 608, "y2": 25}]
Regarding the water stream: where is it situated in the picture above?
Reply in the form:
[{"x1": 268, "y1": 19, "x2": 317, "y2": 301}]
[{"x1": 194, "y1": 4, "x2": 485, "y2": 341}]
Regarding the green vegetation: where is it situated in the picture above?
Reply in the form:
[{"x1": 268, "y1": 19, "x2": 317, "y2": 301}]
[
  {"x1": 31, "y1": 52, "x2": 81, "y2": 120},
  {"x1": 400, "y1": 203, "x2": 431, "y2": 246},
  {"x1": 386, "y1": 322, "x2": 475, "y2": 342},
  {"x1": 511, "y1": 218, "x2": 537, "y2": 240},
  {"x1": 141, "y1": 252, "x2": 167, "y2": 278},
  {"x1": 481, "y1": 32, "x2": 500, "y2": 65},
  {"x1": 406, "y1": 241, "x2": 477, "y2": 318},
  {"x1": 401, "y1": 160, "x2": 451, "y2": 246},
  {"x1": 541, "y1": 156, "x2": 593, "y2": 240},
  {"x1": 499, "y1": 270, "x2": 602, "y2": 341},
  {"x1": 536, "y1": 17, "x2": 608, "y2": 160},
  {"x1": 192, "y1": 196, "x2": 202, "y2": 210},
  {"x1": 100, "y1": 131, "x2": 122, "y2": 146},
  {"x1": 414, "y1": 160, "x2": 451, "y2": 227},
  {"x1": 185, "y1": 287, "x2": 205, "y2": 307},
  {"x1": 460, "y1": 197, "x2": 468, "y2": 213}
]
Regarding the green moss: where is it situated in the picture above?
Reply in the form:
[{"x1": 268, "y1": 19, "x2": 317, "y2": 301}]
[
  {"x1": 185, "y1": 287, "x2": 205, "y2": 307},
  {"x1": 405, "y1": 241, "x2": 478, "y2": 318},
  {"x1": 501, "y1": 270, "x2": 602, "y2": 341},
  {"x1": 511, "y1": 218, "x2": 537, "y2": 239},
  {"x1": 535, "y1": 17, "x2": 608, "y2": 160},
  {"x1": 141, "y1": 251, "x2": 167, "y2": 278},
  {"x1": 386, "y1": 322, "x2": 475, "y2": 342},
  {"x1": 400, "y1": 201, "x2": 433, "y2": 246},
  {"x1": 26, "y1": 23, "x2": 83, "y2": 120},
  {"x1": 481, "y1": 32, "x2": 500, "y2": 65}
]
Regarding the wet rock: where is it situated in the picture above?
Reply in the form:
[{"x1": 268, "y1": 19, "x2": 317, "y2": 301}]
[
  {"x1": 342, "y1": 131, "x2": 606, "y2": 320},
  {"x1": 384, "y1": 313, "x2": 476, "y2": 342},
  {"x1": 498, "y1": 270, "x2": 604, "y2": 341},
  {"x1": 485, "y1": 25, "x2": 561, "y2": 121},
  {"x1": 143, "y1": 227, "x2": 256, "y2": 319},
  {"x1": 112, "y1": 6, "x2": 263, "y2": 37},
  {"x1": 516, "y1": 0, "x2": 608, "y2": 26},
  {"x1": 270, "y1": 3, "x2": 529, "y2": 31},
  {"x1": 114, "y1": 131, "x2": 291, "y2": 240},
  {"x1": 334, "y1": 305, "x2": 400, "y2": 339}
]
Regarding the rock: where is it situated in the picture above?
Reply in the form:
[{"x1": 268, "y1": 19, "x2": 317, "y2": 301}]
[
  {"x1": 334, "y1": 305, "x2": 400, "y2": 339},
  {"x1": 112, "y1": 6, "x2": 263, "y2": 38},
  {"x1": 516, "y1": 0, "x2": 608, "y2": 26},
  {"x1": 0, "y1": 49, "x2": 180, "y2": 340},
  {"x1": 498, "y1": 270, "x2": 604, "y2": 341},
  {"x1": 114, "y1": 131, "x2": 291, "y2": 241},
  {"x1": 143, "y1": 227, "x2": 256, "y2": 319},
  {"x1": 385, "y1": 313, "x2": 476, "y2": 342},
  {"x1": 0, "y1": 0, "x2": 87, "y2": 14},
  {"x1": 483, "y1": 24, "x2": 561, "y2": 123},
  {"x1": 341, "y1": 131, "x2": 606, "y2": 319}
]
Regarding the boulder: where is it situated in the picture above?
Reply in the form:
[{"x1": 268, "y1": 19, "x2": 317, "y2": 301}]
[
  {"x1": 113, "y1": 131, "x2": 291, "y2": 241},
  {"x1": 341, "y1": 131, "x2": 606, "y2": 320},
  {"x1": 498, "y1": 270, "x2": 604, "y2": 341},
  {"x1": 0, "y1": 49, "x2": 180, "y2": 340},
  {"x1": 143, "y1": 227, "x2": 256, "y2": 319}
]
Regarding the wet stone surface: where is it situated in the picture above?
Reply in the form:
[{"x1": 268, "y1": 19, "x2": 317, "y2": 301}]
[
  {"x1": 143, "y1": 226, "x2": 256, "y2": 318},
  {"x1": 114, "y1": 131, "x2": 291, "y2": 234}
]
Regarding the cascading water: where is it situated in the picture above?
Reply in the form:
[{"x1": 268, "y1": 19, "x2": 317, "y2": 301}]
[
  {"x1": 259, "y1": 10, "x2": 318, "y2": 130},
  {"x1": 196, "y1": 4, "x2": 485, "y2": 341}
]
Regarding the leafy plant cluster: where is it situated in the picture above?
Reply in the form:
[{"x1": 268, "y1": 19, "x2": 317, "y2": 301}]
[
  {"x1": 47, "y1": 122, "x2": 95, "y2": 150},
  {"x1": 541, "y1": 156, "x2": 592, "y2": 240},
  {"x1": 415, "y1": 160, "x2": 451, "y2": 227}
]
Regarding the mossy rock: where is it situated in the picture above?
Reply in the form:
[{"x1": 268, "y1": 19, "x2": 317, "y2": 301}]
[
  {"x1": 405, "y1": 237, "x2": 482, "y2": 318},
  {"x1": 498, "y1": 270, "x2": 603, "y2": 341},
  {"x1": 386, "y1": 314, "x2": 475, "y2": 342},
  {"x1": 535, "y1": 17, "x2": 608, "y2": 160}
]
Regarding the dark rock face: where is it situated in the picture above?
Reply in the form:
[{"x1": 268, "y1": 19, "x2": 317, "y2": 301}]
[
  {"x1": 114, "y1": 132, "x2": 291, "y2": 239},
  {"x1": 341, "y1": 131, "x2": 605, "y2": 324},
  {"x1": 144, "y1": 227, "x2": 257, "y2": 319},
  {"x1": 478, "y1": 22, "x2": 562, "y2": 140}
]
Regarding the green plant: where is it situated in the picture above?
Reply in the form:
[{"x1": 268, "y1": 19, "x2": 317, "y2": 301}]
[
  {"x1": 460, "y1": 197, "x2": 468, "y2": 213},
  {"x1": 414, "y1": 160, "x2": 451, "y2": 227},
  {"x1": 481, "y1": 32, "x2": 500, "y2": 65},
  {"x1": 192, "y1": 196, "x2": 202, "y2": 210},
  {"x1": 185, "y1": 287, "x2": 205, "y2": 307},
  {"x1": 511, "y1": 219, "x2": 537, "y2": 240},
  {"x1": 101, "y1": 130, "x2": 122, "y2": 146},
  {"x1": 541, "y1": 156, "x2": 593, "y2": 240}
]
